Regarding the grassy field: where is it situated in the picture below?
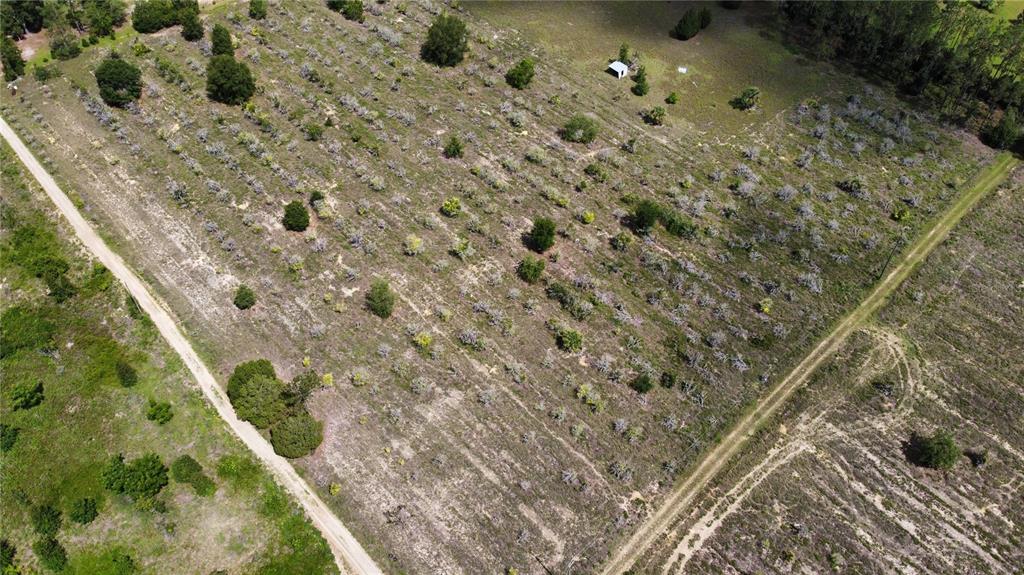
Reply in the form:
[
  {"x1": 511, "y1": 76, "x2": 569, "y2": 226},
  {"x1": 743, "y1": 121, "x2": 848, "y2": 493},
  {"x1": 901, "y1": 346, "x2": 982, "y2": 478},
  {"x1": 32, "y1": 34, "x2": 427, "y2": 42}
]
[
  {"x1": 0, "y1": 143, "x2": 336, "y2": 574},
  {"x1": 1, "y1": 0, "x2": 996, "y2": 572}
]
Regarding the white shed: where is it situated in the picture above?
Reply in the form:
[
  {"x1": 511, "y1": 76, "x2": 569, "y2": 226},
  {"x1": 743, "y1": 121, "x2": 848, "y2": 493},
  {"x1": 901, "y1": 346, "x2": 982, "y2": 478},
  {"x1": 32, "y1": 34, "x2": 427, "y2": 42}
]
[{"x1": 608, "y1": 61, "x2": 629, "y2": 79}]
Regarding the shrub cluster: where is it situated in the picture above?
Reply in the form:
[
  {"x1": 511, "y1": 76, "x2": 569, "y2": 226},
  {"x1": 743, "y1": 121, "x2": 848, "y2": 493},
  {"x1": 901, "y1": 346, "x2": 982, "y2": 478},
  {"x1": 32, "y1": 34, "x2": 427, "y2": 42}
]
[
  {"x1": 560, "y1": 114, "x2": 599, "y2": 144},
  {"x1": 282, "y1": 200, "x2": 310, "y2": 231},
  {"x1": 505, "y1": 58, "x2": 535, "y2": 89},
  {"x1": 234, "y1": 284, "x2": 257, "y2": 309},
  {"x1": 366, "y1": 279, "x2": 396, "y2": 318},
  {"x1": 207, "y1": 54, "x2": 255, "y2": 105},
  {"x1": 628, "y1": 199, "x2": 697, "y2": 239},
  {"x1": 526, "y1": 217, "x2": 556, "y2": 253},
  {"x1": 133, "y1": 0, "x2": 199, "y2": 34},
  {"x1": 516, "y1": 256, "x2": 545, "y2": 284},
  {"x1": 227, "y1": 360, "x2": 325, "y2": 458},
  {"x1": 171, "y1": 455, "x2": 216, "y2": 496},
  {"x1": 905, "y1": 430, "x2": 960, "y2": 470},
  {"x1": 102, "y1": 453, "x2": 169, "y2": 500}
]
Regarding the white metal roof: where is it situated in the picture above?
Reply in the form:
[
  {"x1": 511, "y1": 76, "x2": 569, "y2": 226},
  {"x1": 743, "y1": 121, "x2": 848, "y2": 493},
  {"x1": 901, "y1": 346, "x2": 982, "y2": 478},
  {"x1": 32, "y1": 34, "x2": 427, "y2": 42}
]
[{"x1": 608, "y1": 61, "x2": 629, "y2": 74}]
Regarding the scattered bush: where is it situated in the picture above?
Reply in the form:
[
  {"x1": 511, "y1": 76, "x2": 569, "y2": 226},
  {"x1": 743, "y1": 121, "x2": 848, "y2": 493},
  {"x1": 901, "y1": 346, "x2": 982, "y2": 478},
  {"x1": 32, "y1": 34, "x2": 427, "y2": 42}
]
[
  {"x1": 443, "y1": 135, "x2": 464, "y2": 158},
  {"x1": 420, "y1": 13, "x2": 468, "y2": 67},
  {"x1": 505, "y1": 58, "x2": 535, "y2": 89},
  {"x1": 68, "y1": 497, "x2": 98, "y2": 524},
  {"x1": 33, "y1": 537, "x2": 67, "y2": 572},
  {"x1": 643, "y1": 106, "x2": 666, "y2": 125},
  {"x1": 10, "y1": 381, "x2": 44, "y2": 411},
  {"x1": 249, "y1": 0, "x2": 267, "y2": 19},
  {"x1": 171, "y1": 455, "x2": 216, "y2": 496},
  {"x1": 630, "y1": 373, "x2": 654, "y2": 394},
  {"x1": 282, "y1": 200, "x2": 310, "y2": 232},
  {"x1": 95, "y1": 54, "x2": 142, "y2": 108},
  {"x1": 206, "y1": 55, "x2": 255, "y2": 105},
  {"x1": 146, "y1": 399, "x2": 174, "y2": 424},
  {"x1": 905, "y1": 430, "x2": 960, "y2": 470},
  {"x1": 441, "y1": 197, "x2": 462, "y2": 217},
  {"x1": 30, "y1": 505, "x2": 62, "y2": 537},
  {"x1": 366, "y1": 279, "x2": 396, "y2": 318},
  {"x1": 527, "y1": 217, "x2": 556, "y2": 253},
  {"x1": 556, "y1": 327, "x2": 583, "y2": 353},
  {"x1": 270, "y1": 411, "x2": 324, "y2": 458},
  {"x1": 116, "y1": 359, "x2": 138, "y2": 387},
  {"x1": 0, "y1": 424, "x2": 18, "y2": 452},
  {"x1": 516, "y1": 256, "x2": 545, "y2": 284},
  {"x1": 665, "y1": 91, "x2": 679, "y2": 105},
  {"x1": 560, "y1": 114, "x2": 599, "y2": 144},
  {"x1": 730, "y1": 86, "x2": 760, "y2": 110},
  {"x1": 1, "y1": 306, "x2": 55, "y2": 358},
  {"x1": 234, "y1": 285, "x2": 256, "y2": 309}
]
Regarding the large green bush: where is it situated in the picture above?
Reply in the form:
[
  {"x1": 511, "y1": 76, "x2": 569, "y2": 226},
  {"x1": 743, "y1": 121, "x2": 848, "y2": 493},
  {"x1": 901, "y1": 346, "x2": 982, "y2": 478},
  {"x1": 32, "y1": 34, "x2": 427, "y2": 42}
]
[
  {"x1": 180, "y1": 8, "x2": 202, "y2": 41},
  {"x1": 10, "y1": 381, "x2": 44, "y2": 411},
  {"x1": 249, "y1": 0, "x2": 267, "y2": 20},
  {"x1": 2, "y1": 37, "x2": 25, "y2": 81},
  {"x1": 366, "y1": 279, "x2": 396, "y2": 318},
  {"x1": 0, "y1": 424, "x2": 19, "y2": 452},
  {"x1": 233, "y1": 284, "x2": 256, "y2": 310},
  {"x1": 671, "y1": 8, "x2": 702, "y2": 40},
  {"x1": 33, "y1": 537, "x2": 67, "y2": 572},
  {"x1": 101, "y1": 453, "x2": 169, "y2": 500},
  {"x1": 30, "y1": 504, "x2": 62, "y2": 537},
  {"x1": 560, "y1": 114, "x2": 599, "y2": 144},
  {"x1": 69, "y1": 497, "x2": 99, "y2": 524},
  {"x1": 146, "y1": 399, "x2": 174, "y2": 424},
  {"x1": 630, "y1": 200, "x2": 662, "y2": 234},
  {"x1": 50, "y1": 30, "x2": 82, "y2": 60},
  {"x1": 420, "y1": 13, "x2": 468, "y2": 67},
  {"x1": 516, "y1": 256, "x2": 545, "y2": 284},
  {"x1": 131, "y1": 0, "x2": 176, "y2": 33},
  {"x1": 270, "y1": 412, "x2": 324, "y2": 458},
  {"x1": 95, "y1": 54, "x2": 142, "y2": 108},
  {"x1": 171, "y1": 455, "x2": 216, "y2": 496},
  {"x1": 206, "y1": 54, "x2": 255, "y2": 105},
  {"x1": 227, "y1": 359, "x2": 276, "y2": 399},
  {"x1": 84, "y1": 0, "x2": 128, "y2": 37},
  {"x1": 0, "y1": 306, "x2": 55, "y2": 358},
  {"x1": 906, "y1": 430, "x2": 961, "y2": 470},
  {"x1": 505, "y1": 58, "x2": 535, "y2": 89},
  {"x1": 282, "y1": 200, "x2": 310, "y2": 232},
  {"x1": 527, "y1": 217, "x2": 556, "y2": 253}
]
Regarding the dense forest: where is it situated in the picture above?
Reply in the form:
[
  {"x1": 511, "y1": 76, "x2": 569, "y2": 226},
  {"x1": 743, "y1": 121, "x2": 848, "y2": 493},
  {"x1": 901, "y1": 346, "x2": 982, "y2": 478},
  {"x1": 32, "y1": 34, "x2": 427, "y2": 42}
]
[{"x1": 778, "y1": 1, "x2": 1023, "y2": 149}]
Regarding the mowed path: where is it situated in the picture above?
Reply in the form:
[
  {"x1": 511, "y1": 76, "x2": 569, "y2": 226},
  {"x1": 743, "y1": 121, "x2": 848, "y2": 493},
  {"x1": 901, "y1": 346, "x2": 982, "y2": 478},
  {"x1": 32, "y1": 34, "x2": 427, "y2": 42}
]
[
  {"x1": 0, "y1": 115, "x2": 383, "y2": 575},
  {"x1": 599, "y1": 152, "x2": 1019, "y2": 575}
]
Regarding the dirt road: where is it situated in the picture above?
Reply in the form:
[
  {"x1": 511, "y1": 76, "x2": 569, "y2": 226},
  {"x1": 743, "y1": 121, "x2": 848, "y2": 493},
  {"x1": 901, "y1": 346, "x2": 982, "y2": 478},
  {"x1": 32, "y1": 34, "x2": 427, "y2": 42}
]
[
  {"x1": 0, "y1": 115, "x2": 383, "y2": 575},
  {"x1": 599, "y1": 152, "x2": 1019, "y2": 575}
]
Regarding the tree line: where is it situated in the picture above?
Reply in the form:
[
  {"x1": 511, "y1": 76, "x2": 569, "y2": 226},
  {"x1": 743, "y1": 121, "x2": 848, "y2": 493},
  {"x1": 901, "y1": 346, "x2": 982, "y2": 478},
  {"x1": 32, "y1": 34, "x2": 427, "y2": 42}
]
[{"x1": 778, "y1": 1, "x2": 1023, "y2": 149}]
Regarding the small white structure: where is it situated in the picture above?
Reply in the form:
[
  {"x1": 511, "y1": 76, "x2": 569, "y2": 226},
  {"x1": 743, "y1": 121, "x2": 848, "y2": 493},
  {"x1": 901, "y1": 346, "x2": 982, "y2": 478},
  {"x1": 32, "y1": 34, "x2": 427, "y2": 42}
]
[{"x1": 608, "y1": 61, "x2": 629, "y2": 79}]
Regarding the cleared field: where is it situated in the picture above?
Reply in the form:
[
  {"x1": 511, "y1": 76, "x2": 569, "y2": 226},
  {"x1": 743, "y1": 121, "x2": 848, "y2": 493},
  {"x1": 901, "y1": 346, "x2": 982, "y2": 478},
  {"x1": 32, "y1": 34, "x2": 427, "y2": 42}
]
[
  {"x1": 1, "y1": 0, "x2": 997, "y2": 572},
  {"x1": 0, "y1": 143, "x2": 337, "y2": 574},
  {"x1": 635, "y1": 165, "x2": 1024, "y2": 574}
]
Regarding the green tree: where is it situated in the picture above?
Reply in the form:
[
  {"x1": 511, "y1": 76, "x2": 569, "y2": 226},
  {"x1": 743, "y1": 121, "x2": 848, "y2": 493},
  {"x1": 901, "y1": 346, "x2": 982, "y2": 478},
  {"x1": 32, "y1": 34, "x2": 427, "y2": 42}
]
[
  {"x1": 270, "y1": 411, "x2": 324, "y2": 458},
  {"x1": 282, "y1": 200, "x2": 310, "y2": 231},
  {"x1": 10, "y1": 381, "x2": 44, "y2": 410},
  {"x1": 210, "y1": 23, "x2": 232, "y2": 55},
  {"x1": 420, "y1": 13, "x2": 468, "y2": 67},
  {"x1": 95, "y1": 54, "x2": 142, "y2": 107},
  {"x1": 33, "y1": 537, "x2": 67, "y2": 572},
  {"x1": 560, "y1": 114, "x2": 599, "y2": 144},
  {"x1": 231, "y1": 375, "x2": 286, "y2": 429},
  {"x1": 505, "y1": 58, "x2": 535, "y2": 89},
  {"x1": 730, "y1": 86, "x2": 760, "y2": 110},
  {"x1": 83, "y1": 0, "x2": 127, "y2": 37},
  {"x1": 631, "y1": 65, "x2": 649, "y2": 96},
  {"x1": 906, "y1": 430, "x2": 961, "y2": 470},
  {"x1": 249, "y1": 0, "x2": 267, "y2": 20},
  {"x1": 527, "y1": 217, "x2": 556, "y2": 253},
  {"x1": 69, "y1": 497, "x2": 99, "y2": 524},
  {"x1": 227, "y1": 359, "x2": 277, "y2": 400},
  {"x1": 206, "y1": 54, "x2": 255, "y2": 105},
  {"x1": 233, "y1": 284, "x2": 256, "y2": 309},
  {"x1": 131, "y1": 0, "x2": 176, "y2": 33},
  {"x1": 180, "y1": 8, "x2": 202, "y2": 41},
  {"x1": 2, "y1": 36, "x2": 25, "y2": 81},
  {"x1": 516, "y1": 256, "x2": 545, "y2": 284},
  {"x1": 30, "y1": 504, "x2": 62, "y2": 537},
  {"x1": 443, "y1": 134, "x2": 464, "y2": 158},
  {"x1": 146, "y1": 399, "x2": 173, "y2": 424},
  {"x1": 618, "y1": 42, "x2": 630, "y2": 63},
  {"x1": 366, "y1": 279, "x2": 396, "y2": 318},
  {"x1": 672, "y1": 9, "x2": 702, "y2": 40}
]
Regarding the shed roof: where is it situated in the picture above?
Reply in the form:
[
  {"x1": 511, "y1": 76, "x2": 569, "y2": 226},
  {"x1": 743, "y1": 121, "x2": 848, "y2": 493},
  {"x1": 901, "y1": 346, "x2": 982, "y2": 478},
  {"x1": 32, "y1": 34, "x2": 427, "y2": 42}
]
[{"x1": 608, "y1": 61, "x2": 629, "y2": 74}]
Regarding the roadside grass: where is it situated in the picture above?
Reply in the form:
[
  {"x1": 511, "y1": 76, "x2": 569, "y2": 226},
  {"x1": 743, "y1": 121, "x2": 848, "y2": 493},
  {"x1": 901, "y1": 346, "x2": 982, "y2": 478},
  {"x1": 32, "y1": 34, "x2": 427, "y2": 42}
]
[{"x1": 0, "y1": 142, "x2": 336, "y2": 575}]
